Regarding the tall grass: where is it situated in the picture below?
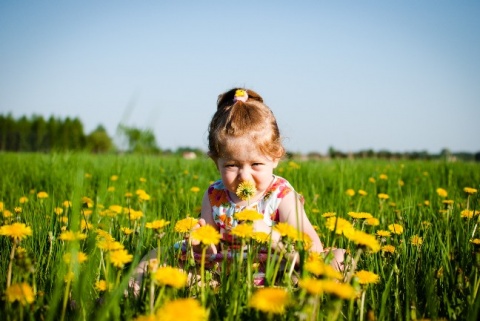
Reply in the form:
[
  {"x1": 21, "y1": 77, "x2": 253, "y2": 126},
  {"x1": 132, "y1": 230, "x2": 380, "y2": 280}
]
[{"x1": 0, "y1": 152, "x2": 479, "y2": 320}]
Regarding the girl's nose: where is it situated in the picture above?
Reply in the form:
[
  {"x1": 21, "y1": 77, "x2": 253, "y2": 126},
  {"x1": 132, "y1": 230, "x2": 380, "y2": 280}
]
[{"x1": 238, "y1": 167, "x2": 251, "y2": 181}]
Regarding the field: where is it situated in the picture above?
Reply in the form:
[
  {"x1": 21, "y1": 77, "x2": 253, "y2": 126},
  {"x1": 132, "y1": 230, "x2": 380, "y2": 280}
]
[{"x1": 1, "y1": 153, "x2": 479, "y2": 321}]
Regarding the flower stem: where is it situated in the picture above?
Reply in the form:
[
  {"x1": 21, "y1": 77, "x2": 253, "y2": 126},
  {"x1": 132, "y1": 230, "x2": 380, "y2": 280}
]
[{"x1": 6, "y1": 239, "x2": 17, "y2": 287}]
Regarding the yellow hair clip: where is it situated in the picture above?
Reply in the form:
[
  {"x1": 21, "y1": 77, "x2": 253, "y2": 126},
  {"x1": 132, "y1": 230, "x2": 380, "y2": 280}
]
[{"x1": 234, "y1": 89, "x2": 248, "y2": 103}]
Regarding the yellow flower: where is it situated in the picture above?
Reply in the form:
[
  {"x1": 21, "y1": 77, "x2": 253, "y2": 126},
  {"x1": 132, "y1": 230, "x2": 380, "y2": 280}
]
[
  {"x1": 249, "y1": 287, "x2": 289, "y2": 314},
  {"x1": 461, "y1": 210, "x2": 480, "y2": 218},
  {"x1": 358, "y1": 189, "x2": 368, "y2": 196},
  {"x1": 138, "y1": 191, "x2": 151, "y2": 201},
  {"x1": 3, "y1": 209, "x2": 12, "y2": 218},
  {"x1": 54, "y1": 207, "x2": 64, "y2": 215},
  {"x1": 82, "y1": 197, "x2": 94, "y2": 208},
  {"x1": 236, "y1": 181, "x2": 257, "y2": 201},
  {"x1": 322, "y1": 212, "x2": 336, "y2": 218},
  {"x1": 424, "y1": 200, "x2": 430, "y2": 206},
  {"x1": 288, "y1": 161, "x2": 301, "y2": 169},
  {"x1": 95, "y1": 280, "x2": 110, "y2": 292},
  {"x1": 252, "y1": 231, "x2": 270, "y2": 244},
  {"x1": 317, "y1": 279, "x2": 357, "y2": 299},
  {"x1": 234, "y1": 209, "x2": 263, "y2": 221},
  {"x1": 127, "y1": 209, "x2": 144, "y2": 221},
  {"x1": 464, "y1": 187, "x2": 477, "y2": 195},
  {"x1": 388, "y1": 224, "x2": 404, "y2": 235},
  {"x1": 107, "y1": 186, "x2": 115, "y2": 192},
  {"x1": 191, "y1": 225, "x2": 221, "y2": 245},
  {"x1": 345, "y1": 230, "x2": 380, "y2": 253},
  {"x1": 14, "y1": 207, "x2": 21, "y2": 213},
  {"x1": 125, "y1": 192, "x2": 133, "y2": 198},
  {"x1": 37, "y1": 191, "x2": 49, "y2": 199},
  {"x1": 153, "y1": 266, "x2": 188, "y2": 289},
  {"x1": 355, "y1": 270, "x2": 380, "y2": 284},
  {"x1": 369, "y1": 177, "x2": 376, "y2": 183},
  {"x1": 378, "y1": 193, "x2": 389, "y2": 200},
  {"x1": 5, "y1": 283, "x2": 35, "y2": 305},
  {"x1": 379, "y1": 174, "x2": 388, "y2": 180},
  {"x1": 436, "y1": 188, "x2": 448, "y2": 198},
  {"x1": 59, "y1": 230, "x2": 87, "y2": 241},
  {"x1": 231, "y1": 224, "x2": 254, "y2": 239},
  {"x1": 97, "y1": 239, "x2": 124, "y2": 251},
  {"x1": 398, "y1": 179, "x2": 404, "y2": 186},
  {"x1": 470, "y1": 239, "x2": 480, "y2": 245},
  {"x1": 365, "y1": 217, "x2": 380, "y2": 226},
  {"x1": 145, "y1": 219, "x2": 170, "y2": 230},
  {"x1": 63, "y1": 252, "x2": 88, "y2": 264},
  {"x1": 0, "y1": 223, "x2": 33, "y2": 240},
  {"x1": 442, "y1": 200, "x2": 454, "y2": 205},
  {"x1": 110, "y1": 175, "x2": 118, "y2": 181},
  {"x1": 410, "y1": 235, "x2": 423, "y2": 246},
  {"x1": 304, "y1": 256, "x2": 342, "y2": 279},
  {"x1": 273, "y1": 222, "x2": 299, "y2": 240},
  {"x1": 175, "y1": 217, "x2": 199, "y2": 233},
  {"x1": 298, "y1": 277, "x2": 323, "y2": 295},
  {"x1": 348, "y1": 212, "x2": 373, "y2": 219},
  {"x1": 376, "y1": 230, "x2": 391, "y2": 237},
  {"x1": 109, "y1": 249, "x2": 133, "y2": 268},
  {"x1": 155, "y1": 298, "x2": 208, "y2": 321},
  {"x1": 63, "y1": 200, "x2": 72, "y2": 208},
  {"x1": 345, "y1": 189, "x2": 355, "y2": 197},
  {"x1": 190, "y1": 186, "x2": 200, "y2": 193},
  {"x1": 19, "y1": 196, "x2": 29, "y2": 204},
  {"x1": 121, "y1": 227, "x2": 134, "y2": 235},
  {"x1": 139, "y1": 177, "x2": 147, "y2": 183},
  {"x1": 381, "y1": 245, "x2": 395, "y2": 253},
  {"x1": 325, "y1": 217, "x2": 354, "y2": 235}
]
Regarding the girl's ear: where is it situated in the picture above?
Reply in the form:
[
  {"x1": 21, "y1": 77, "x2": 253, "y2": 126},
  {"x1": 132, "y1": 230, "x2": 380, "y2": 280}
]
[{"x1": 272, "y1": 158, "x2": 280, "y2": 168}]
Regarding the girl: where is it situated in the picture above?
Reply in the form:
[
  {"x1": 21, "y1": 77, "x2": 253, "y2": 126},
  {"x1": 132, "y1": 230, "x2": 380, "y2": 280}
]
[{"x1": 130, "y1": 88, "x2": 343, "y2": 294}]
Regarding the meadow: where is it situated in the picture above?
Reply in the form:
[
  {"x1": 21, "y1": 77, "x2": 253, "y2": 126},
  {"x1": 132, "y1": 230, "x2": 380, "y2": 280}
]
[{"x1": 0, "y1": 152, "x2": 479, "y2": 321}]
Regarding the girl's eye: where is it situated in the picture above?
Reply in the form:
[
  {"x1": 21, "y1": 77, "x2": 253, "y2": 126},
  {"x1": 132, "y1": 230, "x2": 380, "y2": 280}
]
[{"x1": 252, "y1": 163, "x2": 263, "y2": 167}]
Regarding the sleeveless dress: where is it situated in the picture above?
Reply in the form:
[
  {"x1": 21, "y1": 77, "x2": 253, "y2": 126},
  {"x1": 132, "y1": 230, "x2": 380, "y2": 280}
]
[{"x1": 177, "y1": 175, "x2": 302, "y2": 265}]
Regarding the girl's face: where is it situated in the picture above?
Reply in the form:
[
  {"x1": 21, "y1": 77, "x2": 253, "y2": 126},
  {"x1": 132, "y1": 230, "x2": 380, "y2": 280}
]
[{"x1": 215, "y1": 137, "x2": 279, "y2": 202}]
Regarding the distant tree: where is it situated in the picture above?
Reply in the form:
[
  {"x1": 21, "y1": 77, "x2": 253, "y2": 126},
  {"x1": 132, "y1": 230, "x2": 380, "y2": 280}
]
[
  {"x1": 30, "y1": 115, "x2": 47, "y2": 151},
  {"x1": 118, "y1": 125, "x2": 160, "y2": 154},
  {"x1": 86, "y1": 125, "x2": 114, "y2": 153}
]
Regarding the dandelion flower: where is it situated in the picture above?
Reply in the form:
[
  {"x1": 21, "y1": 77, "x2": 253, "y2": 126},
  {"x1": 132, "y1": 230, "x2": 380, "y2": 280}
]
[
  {"x1": 97, "y1": 240, "x2": 124, "y2": 251},
  {"x1": 234, "y1": 209, "x2": 263, "y2": 221},
  {"x1": 110, "y1": 175, "x2": 118, "y2": 181},
  {"x1": 410, "y1": 235, "x2": 423, "y2": 246},
  {"x1": 322, "y1": 212, "x2": 336, "y2": 218},
  {"x1": 304, "y1": 258, "x2": 342, "y2": 279},
  {"x1": 388, "y1": 224, "x2": 404, "y2": 235},
  {"x1": 378, "y1": 193, "x2": 389, "y2": 200},
  {"x1": 153, "y1": 266, "x2": 188, "y2": 289},
  {"x1": 155, "y1": 298, "x2": 208, "y2": 321},
  {"x1": 191, "y1": 225, "x2": 221, "y2": 246},
  {"x1": 436, "y1": 188, "x2": 448, "y2": 198},
  {"x1": 365, "y1": 217, "x2": 380, "y2": 226},
  {"x1": 236, "y1": 181, "x2": 257, "y2": 201},
  {"x1": 5, "y1": 283, "x2": 35, "y2": 305},
  {"x1": 317, "y1": 279, "x2": 357, "y2": 300},
  {"x1": 348, "y1": 212, "x2": 373, "y2": 219},
  {"x1": 63, "y1": 252, "x2": 88, "y2": 264},
  {"x1": 231, "y1": 224, "x2": 254, "y2": 239},
  {"x1": 325, "y1": 217, "x2": 354, "y2": 235},
  {"x1": 175, "y1": 217, "x2": 199, "y2": 233},
  {"x1": 19, "y1": 196, "x2": 29, "y2": 204},
  {"x1": 358, "y1": 190, "x2": 368, "y2": 196},
  {"x1": 355, "y1": 270, "x2": 380, "y2": 284},
  {"x1": 381, "y1": 245, "x2": 395, "y2": 253},
  {"x1": 379, "y1": 174, "x2": 388, "y2": 180},
  {"x1": 249, "y1": 287, "x2": 289, "y2": 314},
  {"x1": 252, "y1": 231, "x2": 270, "y2": 244},
  {"x1": 109, "y1": 249, "x2": 133, "y2": 268},
  {"x1": 376, "y1": 230, "x2": 391, "y2": 237},
  {"x1": 345, "y1": 230, "x2": 380, "y2": 253},
  {"x1": 273, "y1": 222, "x2": 299, "y2": 240},
  {"x1": 464, "y1": 187, "x2": 477, "y2": 195},
  {"x1": 145, "y1": 219, "x2": 170, "y2": 230},
  {"x1": 2, "y1": 210, "x2": 13, "y2": 218},
  {"x1": 37, "y1": 191, "x2": 49, "y2": 199},
  {"x1": 0, "y1": 223, "x2": 33, "y2": 240},
  {"x1": 190, "y1": 186, "x2": 200, "y2": 193},
  {"x1": 298, "y1": 277, "x2": 323, "y2": 295},
  {"x1": 470, "y1": 239, "x2": 480, "y2": 245},
  {"x1": 121, "y1": 227, "x2": 134, "y2": 235},
  {"x1": 58, "y1": 230, "x2": 87, "y2": 241},
  {"x1": 345, "y1": 189, "x2": 355, "y2": 197},
  {"x1": 95, "y1": 280, "x2": 110, "y2": 292}
]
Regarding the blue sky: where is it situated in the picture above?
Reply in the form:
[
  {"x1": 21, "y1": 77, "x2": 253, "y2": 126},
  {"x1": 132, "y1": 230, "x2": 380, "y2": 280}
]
[{"x1": 1, "y1": 1, "x2": 479, "y2": 154}]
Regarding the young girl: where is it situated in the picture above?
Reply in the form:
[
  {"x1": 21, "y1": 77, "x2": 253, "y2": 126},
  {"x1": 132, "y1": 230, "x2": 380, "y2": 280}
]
[{"x1": 130, "y1": 88, "x2": 343, "y2": 293}]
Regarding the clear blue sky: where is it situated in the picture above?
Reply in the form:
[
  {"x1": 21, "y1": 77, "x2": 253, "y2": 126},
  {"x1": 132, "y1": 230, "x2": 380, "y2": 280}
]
[{"x1": 1, "y1": 1, "x2": 479, "y2": 154}]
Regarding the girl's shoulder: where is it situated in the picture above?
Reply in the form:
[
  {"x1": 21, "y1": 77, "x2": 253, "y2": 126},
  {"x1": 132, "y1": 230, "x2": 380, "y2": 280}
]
[{"x1": 264, "y1": 175, "x2": 295, "y2": 200}]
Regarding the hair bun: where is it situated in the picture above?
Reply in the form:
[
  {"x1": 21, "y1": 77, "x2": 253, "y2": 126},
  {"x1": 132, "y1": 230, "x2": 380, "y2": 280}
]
[{"x1": 233, "y1": 89, "x2": 248, "y2": 103}]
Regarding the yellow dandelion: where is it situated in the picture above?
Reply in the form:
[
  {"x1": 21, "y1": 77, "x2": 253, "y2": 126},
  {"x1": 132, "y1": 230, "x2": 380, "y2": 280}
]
[
  {"x1": 97, "y1": 239, "x2": 124, "y2": 251},
  {"x1": 288, "y1": 161, "x2": 301, "y2": 169},
  {"x1": 155, "y1": 298, "x2": 208, "y2": 321},
  {"x1": 311, "y1": 208, "x2": 320, "y2": 213},
  {"x1": 145, "y1": 219, "x2": 170, "y2": 230},
  {"x1": 107, "y1": 186, "x2": 115, "y2": 192},
  {"x1": 470, "y1": 239, "x2": 480, "y2": 245},
  {"x1": 410, "y1": 235, "x2": 423, "y2": 246},
  {"x1": 325, "y1": 217, "x2": 354, "y2": 235},
  {"x1": 231, "y1": 224, "x2": 254, "y2": 239},
  {"x1": 153, "y1": 266, "x2": 188, "y2": 289},
  {"x1": 442, "y1": 200, "x2": 454, "y2": 205},
  {"x1": 5, "y1": 283, "x2": 35, "y2": 305},
  {"x1": 365, "y1": 217, "x2": 380, "y2": 226},
  {"x1": 348, "y1": 212, "x2": 373, "y2": 219},
  {"x1": 379, "y1": 174, "x2": 388, "y2": 180},
  {"x1": 14, "y1": 207, "x2": 22, "y2": 213},
  {"x1": 3, "y1": 209, "x2": 12, "y2": 218},
  {"x1": 54, "y1": 207, "x2": 64, "y2": 215},
  {"x1": 190, "y1": 186, "x2": 200, "y2": 193},
  {"x1": 322, "y1": 212, "x2": 336, "y2": 218},
  {"x1": 355, "y1": 270, "x2": 380, "y2": 284},
  {"x1": 0, "y1": 223, "x2": 33, "y2": 240},
  {"x1": 95, "y1": 280, "x2": 109, "y2": 292},
  {"x1": 398, "y1": 179, "x2": 404, "y2": 186},
  {"x1": 138, "y1": 191, "x2": 151, "y2": 201},
  {"x1": 273, "y1": 222, "x2": 299, "y2": 240},
  {"x1": 388, "y1": 224, "x2": 404, "y2": 235},
  {"x1": 110, "y1": 175, "x2": 118, "y2": 181},
  {"x1": 376, "y1": 230, "x2": 391, "y2": 237},
  {"x1": 304, "y1": 257, "x2": 342, "y2": 279},
  {"x1": 175, "y1": 217, "x2": 199, "y2": 233},
  {"x1": 436, "y1": 188, "x2": 448, "y2": 198},
  {"x1": 19, "y1": 196, "x2": 29, "y2": 204},
  {"x1": 464, "y1": 187, "x2": 477, "y2": 195},
  {"x1": 109, "y1": 249, "x2": 133, "y2": 268},
  {"x1": 63, "y1": 252, "x2": 88, "y2": 264},
  {"x1": 234, "y1": 209, "x2": 263, "y2": 221},
  {"x1": 381, "y1": 245, "x2": 395, "y2": 253},
  {"x1": 58, "y1": 230, "x2": 87, "y2": 241},
  {"x1": 125, "y1": 192, "x2": 133, "y2": 198},
  {"x1": 139, "y1": 177, "x2": 147, "y2": 183},
  {"x1": 424, "y1": 200, "x2": 430, "y2": 206},
  {"x1": 345, "y1": 189, "x2": 355, "y2": 197},
  {"x1": 82, "y1": 196, "x2": 94, "y2": 208},
  {"x1": 298, "y1": 277, "x2": 323, "y2": 295},
  {"x1": 378, "y1": 193, "x2": 389, "y2": 200},
  {"x1": 236, "y1": 180, "x2": 257, "y2": 201},
  {"x1": 358, "y1": 189, "x2": 368, "y2": 196},
  {"x1": 191, "y1": 225, "x2": 221, "y2": 245},
  {"x1": 127, "y1": 209, "x2": 144, "y2": 221},
  {"x1": 252, "y1": 231, "x2": 271, "y2": 244},
  {"x1": 37, "y1": 191, "x2": 49, "y2": 199},
  {"x1": 369, "y1": 177, "x2": 376, "y2": 183},
  {"x1": 345, "y1": 230, "x2": 380, "y2": 253},
  {"x1": 318, "y1": 279, "x2": 357, "y2": 299},
  {"x1": 121, "y1": 227, "x2": 134, "y2": 235},
  {"x1": 249, "y1": 287, "x2": 289, "y2": 314}
]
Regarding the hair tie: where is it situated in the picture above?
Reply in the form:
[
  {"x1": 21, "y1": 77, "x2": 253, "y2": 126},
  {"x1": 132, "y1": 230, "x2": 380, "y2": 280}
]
[{"x1": 233, "y1": 89, "x2": 248, "y2": 103}]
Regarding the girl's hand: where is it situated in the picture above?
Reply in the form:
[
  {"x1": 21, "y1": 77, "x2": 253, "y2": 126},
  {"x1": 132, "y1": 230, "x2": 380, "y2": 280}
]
[{"x1": 190, "y1": 218, "x2": 218, "y2": 255}]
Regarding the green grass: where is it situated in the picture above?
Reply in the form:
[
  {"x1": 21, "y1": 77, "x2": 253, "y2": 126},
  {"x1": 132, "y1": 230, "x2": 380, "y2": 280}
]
[{"x1": 0, "y1": 152, "x2": 479, "y2": 320}]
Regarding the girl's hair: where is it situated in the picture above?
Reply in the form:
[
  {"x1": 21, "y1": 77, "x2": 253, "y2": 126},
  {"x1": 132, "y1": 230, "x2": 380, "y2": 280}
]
[{"x1": 208, "y1": 88, "x2": 285, "y2": 160}]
